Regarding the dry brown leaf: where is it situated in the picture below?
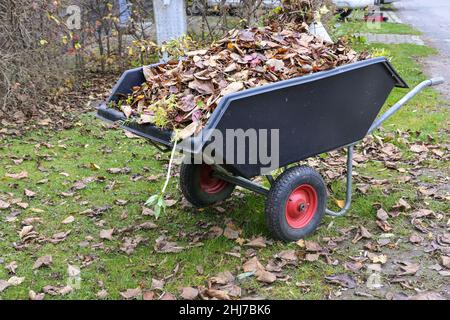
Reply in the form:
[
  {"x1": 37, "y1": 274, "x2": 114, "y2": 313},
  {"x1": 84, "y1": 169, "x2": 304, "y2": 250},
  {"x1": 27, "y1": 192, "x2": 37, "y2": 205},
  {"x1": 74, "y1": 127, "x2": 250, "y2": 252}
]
[
  {"x1": 210, "y1": 271, "x2": 235, "y2": 285},
  {"x1": 96, "y1": 289, "x2": 108, "y2": 299},
  {"x1": 376, "y1": 208, "x2": 389, "y2": 221},
  {"x1": 244, "y1": 236, "x2": 267, "y2": 248},
  {"x1": 441, "y1": 256, "x2": 450, "y2": 269},
  {"x1": 243, "y1": 257, "x2": 265, "y2": 273},
  {"x1": 6, "y1": 261, "x2": 17, "y2": 274},
  {"x1": 19, "y1": 226, "x2": 33, "y2": 239},
  {"x1": 223, "y1": 223, "x2": 241, "y2": 240},
  {"x1": 180, "y1": 287, "x2": 199, "y2": 300},
  {"x1": 24, "y1": 189, "x2": 36, "y2": 197},
  {"x1": 29, "y1": 290, "x2": 45, "y2": 300},
  {"x1": 398, "y1": 261, "x2": 420, "y2": 276},
  {"x1": 160, "y1": 292, "x2": 177, "y2": 300},
  {"x1": 143, "y1": 291, "x2": 154, "y2": 300},
  {"x1": 305, "y1": 241, "x2": 322, "y2": 252},
  {"x1": 277, "y1": 250, "x2": 298, "y2": 261},
  {"x1": 221, "y1": 81, "x2": 244, "y2": 96},
  {"x1": 255, "y1": 270, "x2": 276, "y2": 284},
  {"x1": 99, "y1": 229, "x2": 114, "y2": 241},
  {"x1": 151, "y1": 278, "x2": 165, "y2": 291},
  {"x1": 0, "y1": 280, "x2": 10, "y2": 293},
  {"x1": 33, "y1": 255, "x2": 52, "y2": 270},
  {"x1": 205, "y1": 289, "x2": 230, "y2": 300},
  {"x1": 62, "y1": 216, "x2": 75, "y2": 224},
  {"x1": 0, "y1": 199, "x2": 10, "y2": 210},
  {"x1": 120, "y1": 287, "x2": 142, "y2": 300},
  {"x1": 5, "y1": 171, "x2": 28, "y2": 180}
]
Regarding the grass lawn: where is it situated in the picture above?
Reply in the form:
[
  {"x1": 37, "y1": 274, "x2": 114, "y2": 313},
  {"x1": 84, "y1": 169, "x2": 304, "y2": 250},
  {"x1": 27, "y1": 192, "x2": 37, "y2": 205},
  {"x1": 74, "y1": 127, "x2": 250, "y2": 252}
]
[
  {"x1": 0, "y1": 38, "x2": 448, "y2": 299},
  {"x1": 335, "y1": 21, "x2": 421, "y2": 37}
]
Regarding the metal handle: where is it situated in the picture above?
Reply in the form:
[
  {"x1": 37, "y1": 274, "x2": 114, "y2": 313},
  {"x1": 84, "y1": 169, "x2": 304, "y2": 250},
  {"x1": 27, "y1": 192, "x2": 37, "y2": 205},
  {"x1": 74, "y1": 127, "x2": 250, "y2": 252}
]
[
  {"x1": 368, "y1": 77, "x2": 445, "y2": 134},
  {"x1": 430, "y1": 77, "x2": 445, "y2": 86}
]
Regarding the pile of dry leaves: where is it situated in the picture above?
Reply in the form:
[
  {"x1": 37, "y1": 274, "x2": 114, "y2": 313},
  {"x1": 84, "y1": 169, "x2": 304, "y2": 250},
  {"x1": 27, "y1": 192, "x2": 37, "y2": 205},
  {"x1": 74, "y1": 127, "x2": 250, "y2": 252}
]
[{"x1": 115, "y1": 22, "x2": 369, "y2": 139}]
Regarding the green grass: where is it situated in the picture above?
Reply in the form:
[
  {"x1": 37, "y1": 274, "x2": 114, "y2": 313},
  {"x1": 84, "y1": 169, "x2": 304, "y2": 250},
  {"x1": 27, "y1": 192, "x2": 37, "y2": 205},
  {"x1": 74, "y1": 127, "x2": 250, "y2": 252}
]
[
  {"x1": 335, "y1": 21, "x2": 421, "y2": 37},
  {"x1": 0, "y1": 39, "x2": 449, "y2": 300}
]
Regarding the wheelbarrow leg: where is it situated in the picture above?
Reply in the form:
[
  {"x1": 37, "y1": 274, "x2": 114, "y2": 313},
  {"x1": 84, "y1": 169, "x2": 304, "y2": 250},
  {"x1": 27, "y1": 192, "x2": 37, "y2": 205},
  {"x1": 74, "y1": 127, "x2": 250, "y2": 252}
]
[{"x1": 326, "y1": 145, "x2": 354, "y2": 217}]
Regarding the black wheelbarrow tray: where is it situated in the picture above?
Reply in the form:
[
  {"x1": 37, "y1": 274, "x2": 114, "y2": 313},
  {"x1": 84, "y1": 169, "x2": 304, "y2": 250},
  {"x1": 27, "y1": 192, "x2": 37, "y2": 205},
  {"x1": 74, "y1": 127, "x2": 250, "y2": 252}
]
[{"x1": 97, "y1": 57, "x2": 444, "y2": 242}]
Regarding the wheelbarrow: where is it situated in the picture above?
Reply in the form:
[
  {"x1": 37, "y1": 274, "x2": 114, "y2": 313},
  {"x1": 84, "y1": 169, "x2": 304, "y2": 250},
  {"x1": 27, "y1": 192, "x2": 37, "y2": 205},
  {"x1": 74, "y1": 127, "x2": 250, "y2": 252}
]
[{"x1": 97, "y1": 57, "x2": 444, "y2": 242}]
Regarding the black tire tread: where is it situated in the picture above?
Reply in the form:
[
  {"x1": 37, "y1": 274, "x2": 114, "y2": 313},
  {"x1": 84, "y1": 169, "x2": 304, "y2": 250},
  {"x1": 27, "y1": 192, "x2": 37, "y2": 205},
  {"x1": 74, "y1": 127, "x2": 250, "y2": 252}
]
[{"x1": 180, "y1": 163, "x2": 235, "y2": 208}]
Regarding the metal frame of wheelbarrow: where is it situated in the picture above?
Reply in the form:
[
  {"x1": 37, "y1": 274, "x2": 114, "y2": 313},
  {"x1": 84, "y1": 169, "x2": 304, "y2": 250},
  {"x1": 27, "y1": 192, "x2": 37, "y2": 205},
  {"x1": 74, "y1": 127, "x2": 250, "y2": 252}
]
[{"x1": 206, "y1": 77, "x2": 445, "y2": 217}]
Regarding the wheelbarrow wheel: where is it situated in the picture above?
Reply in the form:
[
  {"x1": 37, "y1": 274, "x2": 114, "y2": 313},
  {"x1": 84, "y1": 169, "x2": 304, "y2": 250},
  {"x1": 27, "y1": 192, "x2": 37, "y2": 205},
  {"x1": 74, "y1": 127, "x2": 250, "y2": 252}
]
[
  {"x1": 180, "y1": 163, "x2": 235, "y2": 208},
  {"x1": 266, "y1": 166, "x2": 326, "y2": 242}
]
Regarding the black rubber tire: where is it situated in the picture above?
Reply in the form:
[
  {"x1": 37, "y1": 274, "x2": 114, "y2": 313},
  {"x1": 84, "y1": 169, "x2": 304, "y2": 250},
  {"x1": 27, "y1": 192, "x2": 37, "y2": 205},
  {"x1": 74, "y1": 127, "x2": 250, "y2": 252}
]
[
  {"x1": 265, "y1": 166, "x2": 326, "y2": 242},
  {"x1": 180, "y1": 163, "x2": 235, "y2": 208}
]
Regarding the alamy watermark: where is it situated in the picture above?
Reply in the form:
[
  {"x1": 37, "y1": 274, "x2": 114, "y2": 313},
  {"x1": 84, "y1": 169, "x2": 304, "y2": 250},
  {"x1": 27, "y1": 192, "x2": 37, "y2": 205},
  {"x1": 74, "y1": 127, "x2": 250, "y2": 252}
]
[
  {"x1": 66, "y1": 5, "x2": 81, "y2": 30},
  {"x1": 179, "y1": 129, "x2": 280, "y2": 175}
]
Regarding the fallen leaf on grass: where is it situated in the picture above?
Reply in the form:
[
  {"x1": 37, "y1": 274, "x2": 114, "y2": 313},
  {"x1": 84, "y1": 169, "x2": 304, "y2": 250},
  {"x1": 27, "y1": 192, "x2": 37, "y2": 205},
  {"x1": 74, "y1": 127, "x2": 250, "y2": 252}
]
[
  {"x1": 0, "y1": 280, "x2": 10, "y2": 292},
  {"x1": 19, "y1": 226, "x2": 34, "y2": 239},
  {"x1": 96, "y1": 289, "x2": 108, "y2": 299},
  {"x1": 223, "y1": 222, "x2": 241, "y2": 240},
  {"x1": 326, "y1": 274, "x2": 356, "y2": 289},
  {"x1": 62, "y1": 216, "x2": 75, "y2": 224},
  {"x1": 8, "y1": 276, "x2": 25, "y2": 286},
  {"x1": 244, "y1": 237, "x2": 267, "y2": 248},
  {"x1": 397, "y1": 261, "x2": 420, "y2": 276},
  {"x1": 0, "y1": 199, "x2": 10, "y2": 210},
  {"x1": 114, "y1": 199, "x2": 128, "y2": 206},
  {"x1": 410, "y1": 144, "x2": 429, "y2": 153},
  {"x1": 29, "y1": 290, "x2": 45, "y2": 300},
  {"x1": 160, "y1": 292, "x2": 177, "y2": 300},
  {"x1": 392, "y1": 198, "x2": 411, "y2": 212},
  {"x1": 305, "y1": 241, "x2": 322, "y2": 252},
  {"x1": 120, "y1": 287, "x2": 142, "y2": 300},
  {"x1": 208, "y1": 226, "x2": 224, "y2": 238},
  {"x1": 143, "y1": 291, "x2": 154, "y2": 300},
  {"x1": 142, "y1": 207, "x2": 154, "y2": 216},
  {"x1": 276, "y1": 250, "x2": 298, "y2": 262},
  {"x1": 107, "y1": 167, "x2": 130, "y2": 174},
  {"x1": 165, "y1": 199, "x2": 178, "y2": 207},
  {"x1": 5, "y1": 261, "x2": 17, "y2": 274},
  {"x1": 99, "y1": 229, "x2": 114, "y2": 241},
  {"x1": 242, "y1": 257, "x2": 264, "y2": 273},
  {"x1": 205, "y1": 289, "x2": 230, "y2": 300},
  {"x1": 411, "y1": 209, "x2": 434, "y2": 219},
  {"x1": 24, "y1": 189, "x2": 36, "y2": 198},
  {"x1": 367, "y1": 252, "x2": 387, "y2": 264},
  {"x1": 441, "y1": 256, "x2": 450, "y2": 269},
  {"x1": 121, "y1": 236, "x2": 145, "y2": 255},
  {"x1": 49, "y1": 230, "x2": 71, "y2": 244},
  {"x1": 256, "y1": 270, "x2": 276, "y2": 284},
  {"x1": 180, "y1": 287, "x2": 199, "y2": 300},
  {"x1": 5, "y1": 171, "x2": 28, "y2": 180},
  {"x1": 151, "y1": 278, "x2": 165, "y2": 291},
  {"x1": 305, "y1": 253, "x2": 320, "y2": 262},
  {"x1": 16, "y1": 202, "x2": 29, "y2": 209},
  {"x1": 210, "y1": 271, "x2": 235, "y2": 285},
  {"x1": 376, "y1": 208, "x2": 389, "y2": 221},
  {"x1": 154, "y1": 236, "x2": 184, "y2": 253},
  {"x1": 33, "y1": 255, "x2": 52, "y2": 269},
  {"x1": 409, "y1": 234, "x2": 423, "y2": 244}
]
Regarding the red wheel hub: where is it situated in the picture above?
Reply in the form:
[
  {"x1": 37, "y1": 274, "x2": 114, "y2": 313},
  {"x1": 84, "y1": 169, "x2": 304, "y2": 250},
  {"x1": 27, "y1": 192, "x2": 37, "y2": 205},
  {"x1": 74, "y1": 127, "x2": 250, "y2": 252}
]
[
  {"x1": 199, "y1": 165, "x2": 228, "y2": 194},
  {"x1": 285, "y1": 184, "x2": 318, "y2": 229}
]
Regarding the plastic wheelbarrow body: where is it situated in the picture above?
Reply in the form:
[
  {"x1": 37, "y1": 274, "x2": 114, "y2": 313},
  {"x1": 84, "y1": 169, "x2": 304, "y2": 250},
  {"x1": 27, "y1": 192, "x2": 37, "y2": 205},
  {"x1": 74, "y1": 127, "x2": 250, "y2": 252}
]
[
  {"x1": 98, "y1": 57, "x2": 407, "y2": 178},
  {"x1": 97, "y1": 57, "x2": 444, "y2": 242}
]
